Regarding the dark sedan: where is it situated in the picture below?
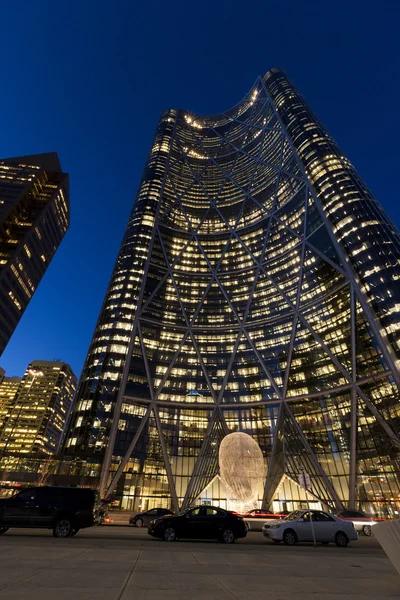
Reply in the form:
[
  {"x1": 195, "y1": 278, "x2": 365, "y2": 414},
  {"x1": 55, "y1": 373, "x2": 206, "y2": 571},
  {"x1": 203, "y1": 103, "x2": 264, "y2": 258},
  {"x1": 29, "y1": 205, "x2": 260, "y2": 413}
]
[
  {"x1": 336, "y1": 510, "x2": 377, "y2": 536},
  {"x1": 244, "y1": 509, "x2": 284, "y2": 520},
  {"x1": 130, "y1": 508, "x2": 174, "y2": 527},
  {"x1": 148, "y1": 505, "x2": 248, "y2": 543}
]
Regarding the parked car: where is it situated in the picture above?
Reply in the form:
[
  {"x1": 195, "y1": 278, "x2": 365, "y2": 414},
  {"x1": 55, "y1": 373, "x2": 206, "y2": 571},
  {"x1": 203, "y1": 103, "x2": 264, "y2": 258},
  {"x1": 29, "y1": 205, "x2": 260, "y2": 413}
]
[
  {"x1": 336, "y1": 510, "x2": 377, "y2": 536},
  {"x1": 130, "y1": 508, "x2": 174, "y2": 527},
  {"x1": 0, "y1": 486, "x2": 99, "y2": 538},
  {"x1": 262, "y1": 509, "x2": 358, "y2": 547},
  {"x1": 148, "y1": 505, "x2": 248, "y2": 543},
  {"x1": 244, "y1": 509, "x2": 283, "y2": 520}
]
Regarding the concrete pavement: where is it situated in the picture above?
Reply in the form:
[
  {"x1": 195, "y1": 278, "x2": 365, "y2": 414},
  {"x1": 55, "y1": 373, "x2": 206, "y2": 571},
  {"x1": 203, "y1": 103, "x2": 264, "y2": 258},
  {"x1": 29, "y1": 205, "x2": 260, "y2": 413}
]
[{"x1": 0, "y1": 527, "x2": 397, "y2": 599}]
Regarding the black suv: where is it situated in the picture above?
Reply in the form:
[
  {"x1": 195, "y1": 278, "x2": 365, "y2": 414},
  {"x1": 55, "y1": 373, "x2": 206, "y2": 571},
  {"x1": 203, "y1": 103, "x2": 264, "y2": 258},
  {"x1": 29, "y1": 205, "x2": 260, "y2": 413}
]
[{"x1": 0, "y1": 486, "x2": 99, "y2": 538}]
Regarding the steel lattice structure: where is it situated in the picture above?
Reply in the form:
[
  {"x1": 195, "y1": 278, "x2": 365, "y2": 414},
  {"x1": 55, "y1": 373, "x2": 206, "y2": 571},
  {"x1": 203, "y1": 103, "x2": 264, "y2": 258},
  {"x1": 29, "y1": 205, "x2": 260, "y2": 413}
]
[{"x1": 63, "y1": 69, "x2": 400, "y2": 516}]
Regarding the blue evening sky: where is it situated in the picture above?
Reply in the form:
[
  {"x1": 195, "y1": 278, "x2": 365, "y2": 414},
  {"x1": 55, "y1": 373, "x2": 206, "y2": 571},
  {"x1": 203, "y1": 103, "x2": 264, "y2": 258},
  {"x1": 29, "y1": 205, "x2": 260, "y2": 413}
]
[{"x1": 1, "y1": 0, "x2": 399, "y2": 378}]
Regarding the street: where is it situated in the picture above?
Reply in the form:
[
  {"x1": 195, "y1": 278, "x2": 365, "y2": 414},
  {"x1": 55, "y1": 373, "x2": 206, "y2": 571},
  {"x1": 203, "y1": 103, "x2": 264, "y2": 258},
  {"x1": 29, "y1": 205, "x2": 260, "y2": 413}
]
[{"x1": 0, "y1": 526, "x2": 398, "y2": 599}]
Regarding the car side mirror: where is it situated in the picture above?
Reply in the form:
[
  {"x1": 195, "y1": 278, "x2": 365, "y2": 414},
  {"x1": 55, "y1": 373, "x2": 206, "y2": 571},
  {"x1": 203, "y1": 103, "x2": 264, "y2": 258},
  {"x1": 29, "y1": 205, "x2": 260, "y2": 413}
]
[{"x1": 298, "y1": 518, "x2": 304, "y2": 522}]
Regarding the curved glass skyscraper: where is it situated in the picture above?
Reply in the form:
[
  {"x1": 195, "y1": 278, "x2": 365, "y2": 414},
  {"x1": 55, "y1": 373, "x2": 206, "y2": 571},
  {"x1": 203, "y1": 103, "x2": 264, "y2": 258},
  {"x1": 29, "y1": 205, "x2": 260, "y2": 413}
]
[{"x1": 63, "y1": 69, "x2": 400, "y2": 516}]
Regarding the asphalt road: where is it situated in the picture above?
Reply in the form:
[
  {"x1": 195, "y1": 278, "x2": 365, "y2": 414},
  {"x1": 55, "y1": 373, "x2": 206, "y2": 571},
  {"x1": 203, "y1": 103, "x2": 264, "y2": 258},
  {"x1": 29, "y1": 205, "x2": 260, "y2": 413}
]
[{"x1": 1, "y1": 523, "x2": 384, "y2": 549}]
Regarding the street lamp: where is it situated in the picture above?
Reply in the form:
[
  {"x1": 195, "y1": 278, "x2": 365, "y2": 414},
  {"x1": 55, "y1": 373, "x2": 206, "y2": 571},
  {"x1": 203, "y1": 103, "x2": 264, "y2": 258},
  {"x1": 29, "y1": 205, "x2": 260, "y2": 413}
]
[{"x1": 0, "y1": 368, "x2": 44, "y2": 459}]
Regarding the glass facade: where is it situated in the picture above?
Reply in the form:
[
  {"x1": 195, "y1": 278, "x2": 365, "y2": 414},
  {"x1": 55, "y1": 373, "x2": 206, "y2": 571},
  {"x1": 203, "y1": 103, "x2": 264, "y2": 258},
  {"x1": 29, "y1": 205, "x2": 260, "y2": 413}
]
[
  {"x1": 0, "y1": 361, "x2": 77, "y2": 459},
  {"x1": 0, "y1": 376, "x2": 21, "y2": 430},
  {"x1": 63, "y1": 69, "x2": 400, "y2": 517},
  {"x1": 0, "y1": 153, "x2": 70, "y2": 354}
]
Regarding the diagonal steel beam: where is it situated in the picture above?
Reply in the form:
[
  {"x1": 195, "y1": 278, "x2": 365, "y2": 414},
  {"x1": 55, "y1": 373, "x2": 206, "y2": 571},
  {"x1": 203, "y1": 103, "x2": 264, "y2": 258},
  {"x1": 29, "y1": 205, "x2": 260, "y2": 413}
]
[
  {"x1": 216, "y1": 212, "x2": 274, "y2": 404},
  {"x1": 153, "y1": 404, "x2": 179, "y2": 512},
  {"x1": 140, "y1": 206, "x2": 212, "y2": 316},
  {"x1": 181, "y1": 406, "x2": 224, "y2": 509},
  {"x1": 348, "y1": 286, "x2": 358, "y2": 508},
  {"x1": 193, "y1": 232, "x2": 283, "y2": 398},
  {"x1": 207, "y1": 181, "x2": 353, "y2": 394},
  {"x1": 209, "y1": 125, "x2": 303, "y2": 183},
  {"x1": 262, "y1": 402, "x2": 284, "y2": 509},
  {"x1": 260, "y1": 75, "x2": 400, "y2": 391},
  {"x1": 187, "y1": 119, "x2": 287, "y2": 219},
  {"x1": 215, "y1": 138, "x2": 284, "y2": 403},
  {"x1": 356, "y1": 386, "x2": 400, "y2": 447},
  {"x1": 99, "y1": 115, "x2": 178, "y2": 497},
  {"x1": 156, "y1": 227, "x2": 218, "y2": 403},
  {"x1": 137, "y1": 322, "x2": 155, "y2": 401},
  {"x1": 284, "y1": 402, "x2": 344, "y2": 510},
  {"x1": 282, "y1": 186, "x2": 308, "y2": 397},
  {"x1": 151, "y1": 217, "x2": 243, "y2": 402},
  {"x1": 103, "y1": 404, "x2": 153, "y2": 501},
  {"x1": 305, "y1": 240, "x2": 348, "y2": 278},
  {"x1": 172, "y1": 135, "x2": 289, "y2": 400}
]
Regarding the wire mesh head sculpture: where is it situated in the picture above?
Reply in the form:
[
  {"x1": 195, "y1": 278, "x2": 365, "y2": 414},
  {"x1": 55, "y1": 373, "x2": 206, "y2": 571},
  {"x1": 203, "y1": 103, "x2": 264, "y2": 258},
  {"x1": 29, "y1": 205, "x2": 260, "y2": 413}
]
[{"x1": 219, "y1": 432, "x2": 265, "y2": 511}]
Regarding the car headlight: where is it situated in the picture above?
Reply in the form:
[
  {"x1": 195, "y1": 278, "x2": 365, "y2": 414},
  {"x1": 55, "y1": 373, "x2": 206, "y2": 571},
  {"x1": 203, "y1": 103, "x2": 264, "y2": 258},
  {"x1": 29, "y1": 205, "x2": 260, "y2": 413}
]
[{"x1": 269, "y1": 524, "x2": 281, "y2": 529}]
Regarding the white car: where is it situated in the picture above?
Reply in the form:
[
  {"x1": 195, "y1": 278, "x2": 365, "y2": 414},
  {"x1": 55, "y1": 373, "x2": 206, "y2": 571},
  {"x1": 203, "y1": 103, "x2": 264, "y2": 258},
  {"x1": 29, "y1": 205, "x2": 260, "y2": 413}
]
[{"x1": 262, "y1": 509, "x2": 358, "y2": 547}]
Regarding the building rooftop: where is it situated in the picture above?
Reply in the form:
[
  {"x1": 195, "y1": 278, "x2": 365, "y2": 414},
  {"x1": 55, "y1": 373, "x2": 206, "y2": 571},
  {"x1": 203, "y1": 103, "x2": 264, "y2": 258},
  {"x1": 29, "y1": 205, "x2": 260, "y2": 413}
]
[{"x1": 0, "y1": 152, "x2": 63, "y2": 173}]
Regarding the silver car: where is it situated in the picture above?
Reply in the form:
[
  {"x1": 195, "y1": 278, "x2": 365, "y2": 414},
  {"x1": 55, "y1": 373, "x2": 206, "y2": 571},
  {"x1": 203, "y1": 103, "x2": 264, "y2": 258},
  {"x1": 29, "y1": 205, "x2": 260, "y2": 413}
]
[{"x1": 262, "y1": 509, "x2": 358, "y2": 547}]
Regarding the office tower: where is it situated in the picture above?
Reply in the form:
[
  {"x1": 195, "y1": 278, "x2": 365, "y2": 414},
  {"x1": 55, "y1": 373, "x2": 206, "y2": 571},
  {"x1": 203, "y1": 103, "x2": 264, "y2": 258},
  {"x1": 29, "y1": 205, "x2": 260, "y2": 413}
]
[
  {"x1": 64, "y1": 69, "x2": 400, "y2": 516},
  {"x1": 0, "y1": 153, "x2": 69, "y2": 354},
  {"x1": 0, "y1": 360, "x2": 76, "y2": 458},
  {"x1": 0, "y1": 375, "x2": 21, "y2": 429}
]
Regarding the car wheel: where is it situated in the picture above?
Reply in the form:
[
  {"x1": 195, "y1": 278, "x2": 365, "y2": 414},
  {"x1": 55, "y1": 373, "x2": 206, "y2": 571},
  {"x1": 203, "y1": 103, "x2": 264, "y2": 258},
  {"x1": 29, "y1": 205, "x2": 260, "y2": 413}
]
[
  {"x1": 164, "y1": 527, "x2": 177, "y2": 542},
  {"x1": 136, "y1": 518, "x2": 143, "y2": 528},
  {"x1": 222, "y1": 529, "x2": 235, "y2": 544},
  {"x1": 283, "y1": 529, "x2": 297, "y2": 546},
  {"x1": 0, "y1": 527, "x2": 9, "y2": 535},
  {"x1": 362, "y1": 525, "x2": 372, "y2": 537},
  {"x1": 53, "y1": 518, "x2": 73, "y2": 538},
  {"x1": 335, "y1": 531, "x2": 348, "y2": 547},
  {"x1": 69, "y1": 528, "x2": 80, "y2": 537}
]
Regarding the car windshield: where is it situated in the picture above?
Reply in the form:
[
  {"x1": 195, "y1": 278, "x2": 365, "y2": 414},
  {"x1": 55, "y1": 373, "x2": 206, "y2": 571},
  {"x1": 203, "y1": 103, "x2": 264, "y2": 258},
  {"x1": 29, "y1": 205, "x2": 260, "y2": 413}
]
[{"x1": 284, "y1": 510, "x2": 302, "y2": 521}]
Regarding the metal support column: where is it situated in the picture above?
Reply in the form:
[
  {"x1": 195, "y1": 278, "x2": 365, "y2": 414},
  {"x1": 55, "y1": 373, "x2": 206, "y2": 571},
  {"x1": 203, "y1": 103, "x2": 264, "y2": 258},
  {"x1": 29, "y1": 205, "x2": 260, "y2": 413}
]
[
  {"x1": 103, "y1": 404, "x2": 152, "y2": 501},
  {"x1": 153, "y1": 405, "x2": 179, "y2": 513},
  {"x1": 285, "y1": 403, "x2": 344, "y2": 510},
  {"x1": 349, "y1": 287, "x2": 357, "y2": 509},
  {"x1": 98, "y1": 114, "x2": 178, "y2": 498}
]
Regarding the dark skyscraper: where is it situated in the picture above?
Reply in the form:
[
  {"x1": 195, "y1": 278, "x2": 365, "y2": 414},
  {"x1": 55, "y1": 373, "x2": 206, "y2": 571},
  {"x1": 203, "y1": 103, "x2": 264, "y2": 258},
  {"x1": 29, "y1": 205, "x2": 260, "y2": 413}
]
[
  {"x1": 64, "y1": 69, "x2": 400, "y2": 516},
  {"x1": 0, "y1": 153, "x2": 69, "y2": 354}
]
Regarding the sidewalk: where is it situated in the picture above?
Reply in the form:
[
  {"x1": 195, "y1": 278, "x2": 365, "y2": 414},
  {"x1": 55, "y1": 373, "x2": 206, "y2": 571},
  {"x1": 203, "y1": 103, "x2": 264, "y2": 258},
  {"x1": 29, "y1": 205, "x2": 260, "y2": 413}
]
[{"x1": 0, "y1": 528, "x2": 397, "y2": 600}]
